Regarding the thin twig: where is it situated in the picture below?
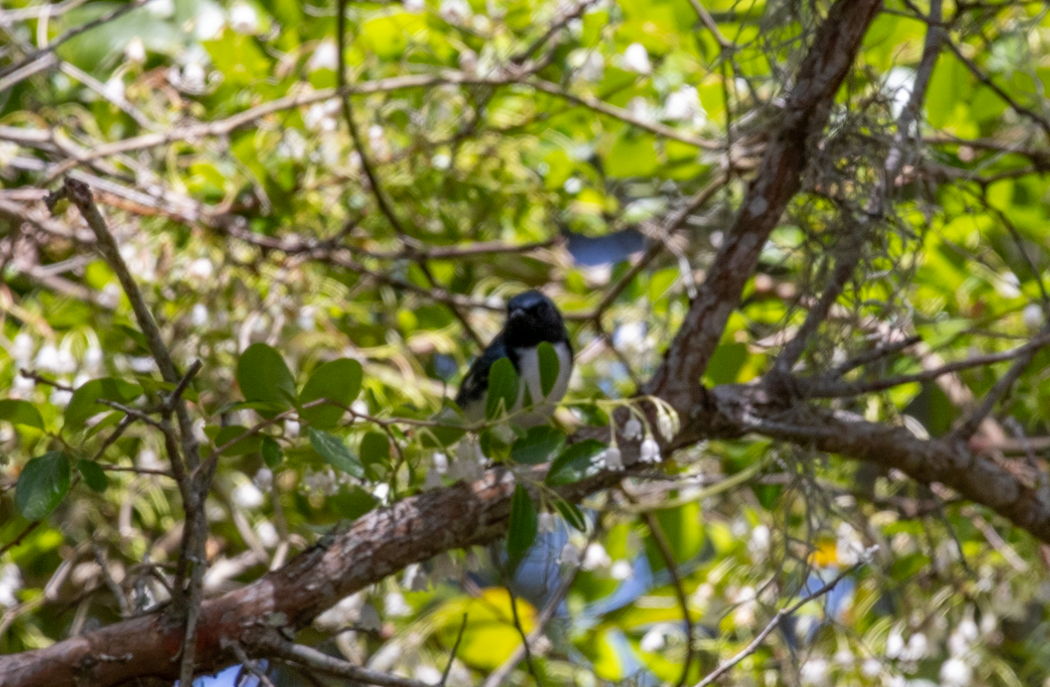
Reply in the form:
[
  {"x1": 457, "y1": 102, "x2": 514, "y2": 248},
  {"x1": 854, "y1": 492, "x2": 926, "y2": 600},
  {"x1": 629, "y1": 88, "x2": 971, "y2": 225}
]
[
  {"x1": 695, "y1": 561, "x2": 866, "y2": 687},
  {"x1": 224, "y1": 639, "x2": 278, "y2": 687},
  {"x1": 440, "y1": 613, "x2": 469, "y2": 687},
  {"x1": 260, "y1": 636, "x2": 432, "y2": 687}
]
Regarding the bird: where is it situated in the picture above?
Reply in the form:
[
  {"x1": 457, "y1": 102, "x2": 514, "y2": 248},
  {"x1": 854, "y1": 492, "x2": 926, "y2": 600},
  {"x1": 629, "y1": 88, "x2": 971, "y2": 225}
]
[{"x1": 454, "y1": 290, "x2": 573, "y2": 428}]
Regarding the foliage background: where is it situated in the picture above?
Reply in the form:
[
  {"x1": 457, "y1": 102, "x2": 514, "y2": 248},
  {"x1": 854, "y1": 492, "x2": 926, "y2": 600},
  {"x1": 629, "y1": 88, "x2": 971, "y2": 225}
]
[{"x1": 3, "y1": 0, "x2": 1050, "y2": 685}]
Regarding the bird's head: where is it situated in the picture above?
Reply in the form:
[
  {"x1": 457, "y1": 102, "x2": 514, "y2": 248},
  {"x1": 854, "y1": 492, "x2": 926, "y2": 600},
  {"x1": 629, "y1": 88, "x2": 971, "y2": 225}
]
[{"x1": 504, "y1": 290, "x2": 566, "y2": 346}]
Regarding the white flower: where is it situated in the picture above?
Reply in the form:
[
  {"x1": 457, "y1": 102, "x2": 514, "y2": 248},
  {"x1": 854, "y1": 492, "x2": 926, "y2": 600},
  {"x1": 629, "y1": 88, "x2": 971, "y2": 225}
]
[
  {"x1": 598, "y1": 446, "x2": 623, "y2": 471},
  {"x1": 130, "y1": 356, "x2": 156, "y2": 373},
  {"x1": 126, "y1": 37, "x2": 146, "y2": 63},
  {"x1": 639, "y1": 437, "x2": 661, "y2": 463},
  {"x1": 901, "y1": 632, "x2": 927, "y2": 661},
  {"x1": 627, "y1": 96, "x2": 656, "y2": 123},
  {"x1": 749, "y1": 524, "x2": 770, "y2": 558},
  {"x1": 581, "y1": 543, "x2": 611, "y2": 571},
  {"x1": 84, "y1": 346, "x2": 103, "y2": 372},
  {"x1": 403, "y1": 0, "x2": 424, "y2": 11},
  {"x1": 251, "y1": 468, "x2": 273, "y2": 489},
  {"x1": 50, "y1": 387, "x2": 73, "y2": 407},
  {"x1": 255, "y1": 521, "x2": 279, "y2": 547},
  {"x1": 180, "y1": 62, "x2": 207, "y2": 92},
  {"x1": 233, "y1": 482, "x2": 265, "y2": 509},
  {"x1": 148, "y1": 0, "x2": 175, "y2": 18},
  {"x1": 308, "y1": 40, "x2": 340, "y2": 72},
  {"x1": 622, "y1": 416, "x2": 643, "y2": 440},
  {"x1": 373, "y1": 483, "x2": 390, "y2": 504},
  {"x1": 439, "y1": 0, "x2": 472, "y2": 23},
  {"x1": 0, "y1": 564, "x2": 22, "y2": 608},
  {"x1": 432, "y1": 153, "x2": 451, "y2": 170},
  {"x1": 12, "y1": 333, "x2": 33, "y2": 365},
  {"x1": 886, "y1": 630, "x2": 905, "y2": 659},
  {"x1": 623, "y1": 43, "x2": 651, "y2": 74},
  {"x1": 940, "y1": 658, "x2": 972, "y2": 687},
  {"x1": 538, "y1": 512, "x2": 555, "y2": 533},
  {"x1": 284, "y1": 419, "x2": 300, "y2": 438},
  {"x1": 639, "y1": 625, "x2": 668, "y2": 652},
  {"x1": 195, "y1": 5, "x2": 225, "y2": 38},
  {"x1": 560, "y1": 542, "x2": 580, "y2": 566},
  {"x1": 35, "y1": 344, "x2": 60, "y2": 372},
  {"x1": 103, "y1": 76, "x2": 125, "y2": 103},
  {"x1": 137, "y1": 448, "x2": 162, "y2": 470},
  {"x1": 297, "y1": 306, "x2": 316, "y2": 331},
  {"x1": 610, "y1": 560, "x2": 633, "y2": 580},
  {"x1": 860, "y1": 658, "x2": 881, "y2": 677},
  {"x1": 229, "y1": 3, "x2": 259, "y2": 33},
  {"x1": 664, "y1": 85, "x2": 701, "y2": 121},
  {"x1": 1023, "y1": 303, "x2": 1044, "y2": 330},
  {"x1": 191, "y1": 303, "x2": 209, "y2": 327},
  {"x1": 563, "y1": 177, "x2": 582, "y2": 194},
  {"x1": 800, "y1": 658, "x2": 828, "y2": 686},
  {"x1": 187, "y1": 257, "x2": 214, "y2": 281}
]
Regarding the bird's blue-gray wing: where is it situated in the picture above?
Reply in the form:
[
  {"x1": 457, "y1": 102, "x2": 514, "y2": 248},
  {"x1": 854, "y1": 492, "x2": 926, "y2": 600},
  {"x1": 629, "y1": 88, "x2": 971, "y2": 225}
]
[{"x1": 454, "y1": 334, "x2": 509, "y2": 409}]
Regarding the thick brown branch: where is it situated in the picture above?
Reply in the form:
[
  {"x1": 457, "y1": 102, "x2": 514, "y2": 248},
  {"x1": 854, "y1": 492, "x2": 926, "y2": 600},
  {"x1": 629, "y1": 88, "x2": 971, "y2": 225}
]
[{"x1": 642, "y1": 0, "x2": 884, "y2": 406}]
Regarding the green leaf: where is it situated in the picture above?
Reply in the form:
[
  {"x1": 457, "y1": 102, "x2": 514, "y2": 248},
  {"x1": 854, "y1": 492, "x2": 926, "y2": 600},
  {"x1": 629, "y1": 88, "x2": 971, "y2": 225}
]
[
  {"x1": 511, "y1": 426, "x2": 567, "y2": 465},
  {"x1": 64, "y1": 378, "x2": 144, "y2": 430},
  {"x1": 552, "y1": 497, "x2": 587, "y2": 531},
  {"x1": 507, "y1": 484, "x2": 538, "y2": 557},
  {"x1": 360, "y1": 431, "x2": 390, "y2": 478},
  {"x1": 537, "y1": 341, "x2": 560, "y2": 398},
  {"x1": 0, "y1": 399, "x2": 44, "y2": 430},
  {"x1": 261, "y1": 436, "x2": 283, "y2": 468},
  {"x1": 298, "y1": 358, "x2": 363, "y2": 430},
  {"x1": 485, "y1": 357, "x2": 520, "y2": 420},
  {"x1": 309, "y1": 428, "x2": 364, "y2": 478},
  {"x1": 77, "y1": 459, "x2": 109, "y2": 493},
  {"x1": 236, "y1": 343, "x2": 297, "y2": 416},
  {"x1": 213, "y1": 426, "x2": 263, "y2": 456},
  {"x1": 546, "y1": 440, "x2": 606, "y2": 486},
  {"x1": 16, "y1": 452, "x2": 71, "y2": 520}
]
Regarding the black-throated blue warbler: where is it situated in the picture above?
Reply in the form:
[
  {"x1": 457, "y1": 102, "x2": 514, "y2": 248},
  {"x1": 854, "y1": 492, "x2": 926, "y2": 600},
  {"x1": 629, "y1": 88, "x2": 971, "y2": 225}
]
[{"x1": 454, "y1": 290, "x2": 573, "y2": 428}]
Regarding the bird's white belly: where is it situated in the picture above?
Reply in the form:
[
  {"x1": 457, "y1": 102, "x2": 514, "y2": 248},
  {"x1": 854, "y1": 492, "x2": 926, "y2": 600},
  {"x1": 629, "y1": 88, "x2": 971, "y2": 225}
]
[{"x1": 511, "y1": 341, "x2": 573, "y2": 427}]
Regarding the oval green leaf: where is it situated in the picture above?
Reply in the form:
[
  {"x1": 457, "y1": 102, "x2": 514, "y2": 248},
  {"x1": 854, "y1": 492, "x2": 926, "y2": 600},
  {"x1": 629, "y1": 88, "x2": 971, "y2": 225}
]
[
  {"x1": 537, "y1": 341, "x2": 560, "y2": 398},
  {"x1": 545, "y1": 439, "x2": 606, "y2": 486},
  {"x1": 507, "y1": 484, "x2": 538, "y2": 558},
  {"x1": 309, "y1": 428, "x2": 364, "y2": 478},
  {"x1": 298, "y1": 358, "x2": 363, "y2": 430},
  {"x1": 16, "y1": 452, "x2": 72, "y2": 520},
  {"x1": 0, "y1": 399, "x2": 44, "y2": 430},
  {"x1": 485, "y1": 357, "x2": 520, "y2": 421},
  {"x1": 552, "y1": 497, "x2": 587, "y2": 531},
  {"x1": 511, "y1": 425, "x2": 567, "y2": 465},
  {"x1": 236, "y1": 343, "x2": 297, "y2": 416},
  {"x1": 64, "y1": 378, "x2": 144, "y2": 430},
  {"x1": 261, "y1": 436, "x2": 283, "y2": 468},
  {"x1": 77, "y1": 459, "x2": 109, "y2": 493}
]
